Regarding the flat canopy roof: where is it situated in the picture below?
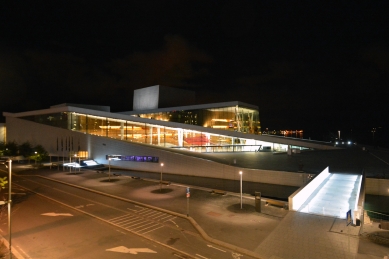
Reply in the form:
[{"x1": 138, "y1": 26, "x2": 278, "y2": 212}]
[{"x1": 118, "y1": 101, "x2": 259, "y2": 115}]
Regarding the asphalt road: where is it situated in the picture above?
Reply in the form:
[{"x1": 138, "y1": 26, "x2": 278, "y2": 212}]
[
  {"x1": 0, "y1": 182, "x2": 185, "y2": 258},
  {"x1": 0, "y1": 169, "x2": 258, "y2": 259}
]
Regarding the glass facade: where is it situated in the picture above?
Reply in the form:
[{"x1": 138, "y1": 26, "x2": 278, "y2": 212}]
[
  {"x1": 20, "y1": 111, "x2": 288, "y2": 153},
  {"x1": 133, "y1": 105, "x2": 261, "y2": 134}
]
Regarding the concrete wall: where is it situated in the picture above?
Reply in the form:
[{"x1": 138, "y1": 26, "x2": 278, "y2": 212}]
[
  {"x1": 366, "y1": 178, "x2": 389, "y2": 196},
  {"x1": 288, "y1": 167, "x2": 330, "y2": 211},
  {"x1": 6, "y1": 117, "x2": 310, "y2": 187}
]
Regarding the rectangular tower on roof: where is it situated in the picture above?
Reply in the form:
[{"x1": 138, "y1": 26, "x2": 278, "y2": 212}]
[{"x1": 133, "y1": 85, "x2": 195, "y2": 111}]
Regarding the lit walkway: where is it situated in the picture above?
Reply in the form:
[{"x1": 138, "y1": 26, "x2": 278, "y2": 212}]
[
  {"x1": 255, "y1": 212, "x2": 360, "y2": 259},
  {"x1": 298, "y1": 173, "x2": 361, "y2": 218}
]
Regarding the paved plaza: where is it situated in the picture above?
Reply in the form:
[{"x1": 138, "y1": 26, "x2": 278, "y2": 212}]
[{"x1": 6, "y1": 165, "x2": 389, "y2": 259}]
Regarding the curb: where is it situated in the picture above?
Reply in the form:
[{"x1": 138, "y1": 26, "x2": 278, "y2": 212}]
[{"x1": 0, "y1": 235, "x2": 24, "y2": 259}]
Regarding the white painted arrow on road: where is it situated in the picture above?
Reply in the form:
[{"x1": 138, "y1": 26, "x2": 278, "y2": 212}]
[
  {"x1": 106, "y1": 246, "x2": 157, "y2": 254},
  {"x1": 41, "y1": 213, "x2": 73, "y2": 217}
]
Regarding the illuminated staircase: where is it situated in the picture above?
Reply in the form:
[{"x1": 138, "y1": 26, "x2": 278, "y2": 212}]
[{"x1": 298, "y1": 173, "x2": 361, "y2": 218}]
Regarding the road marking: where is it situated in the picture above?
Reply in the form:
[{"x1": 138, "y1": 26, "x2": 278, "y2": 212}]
[
  {"x1": 132, "y1": 221, "x2": 156, "y2": 230},
  {"x1": 152, "y1": 211, "x2": 168, "y2": 218},
  {"x1": 75, "y1": 205, "x2": 84, "y2": 208},
  {"x1": 137, "y1": 223, "x2": 161, "y2": 232},
  {"x1": 142, "y1": 225, "x2": 164, "y2": 234},
  {"x1": 169, "y1": 219, "x2": 180, "y2": 228},
  {"x1": 207, "y1": 244, "x2": 226, "y2": 252},
  {"x1": 110, "y1": 215, "x2": 139, "y2": 224},
  {"x1": 121, "y1": 218, "x2": 144, "y2": 226},
  {"x1": 16, "y1": 245, "x2": 32, "y2": 259},
  {"x1": 195, "y1": 254, "x2": 209, "y2": 259},
  {"x1": 106, "y1": 246, "x2": 157, "y2": 254},
  {"x1": 137, "y1": 209, "x2": 156, "y2": 215},
  {"x1": 163, "y1": 215, "x2": 176, "y2": 221},
  {"x1": 41, "y1": 212, "x2": 73, "y2": 217},
  {"x1": 127, "y1": 208, "x2": 138, "y2": 212},
  {"x1": 108, "y1": 211, "x2": 169, "y2": 235},
  {"x1": 134, "y1": 205, "x2": 145, "y2": 210}
]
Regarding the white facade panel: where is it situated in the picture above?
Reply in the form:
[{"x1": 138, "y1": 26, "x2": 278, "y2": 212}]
[
  {"x1": 133, "y1": 85, "x2": 160, "y2": 111},
  {"x1": 0, "y1": 123, "x2": 5, "y2": 143}
]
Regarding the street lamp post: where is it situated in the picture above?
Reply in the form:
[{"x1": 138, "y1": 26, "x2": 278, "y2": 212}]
[
  {"x1": 69, "y1": 155, "x2": 72, "y2": 173},
  {"x1": 239, "y1": 171, "x2": 243, "y2": 209},
  {"x1": 160, "y1": 163, "x2": 164, "y2": 192},
  {"x1": 62, "y1": 148, "x2": 64, "y2": 171},
  {"x1": 7, "y1": 160, "x2": 11, "y2": 256}
]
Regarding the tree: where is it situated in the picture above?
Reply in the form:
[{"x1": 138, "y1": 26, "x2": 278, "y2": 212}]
[
  {"x1": 19, "y1": 141, "x2": 34, "y2": 158},
  {"x1": 0, "y1": 176, "x2": 7, "y2": 220},
  {"x1": 0, "y1": 142, "x2": 5, "y2": 156},
  {"x1": 0, "y1": 177, "x2": 7, "y2": 190},
  {"x1": 30, "y1": 145, "x2": 49, "y2": 163},
  {"x1": 0, "y1": 163, "x2": 8, "y2": 201},
  {"x1": 3, "y1": 141, "x2": 18, "y2": 156}
]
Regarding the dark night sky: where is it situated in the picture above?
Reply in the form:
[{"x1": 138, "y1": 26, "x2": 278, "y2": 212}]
[{"x1": 1, "y1": 1, "x2": 388, "y2": 145}]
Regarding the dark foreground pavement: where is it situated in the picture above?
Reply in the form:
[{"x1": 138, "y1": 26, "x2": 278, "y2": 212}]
[{"x1": 4, "y1": 164, "x2": 389, "y2": 259}]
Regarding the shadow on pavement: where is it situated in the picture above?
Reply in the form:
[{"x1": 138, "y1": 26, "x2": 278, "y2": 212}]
[
  {"x1": 100, "y1": 179, "x2": 121, "y2": 183},
  {"x1": 227, "y1": 203, "x2": 256, "y2": 213},
  {"x1": 151, "y1": 188, "x2": 174, "y2": 194}
]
